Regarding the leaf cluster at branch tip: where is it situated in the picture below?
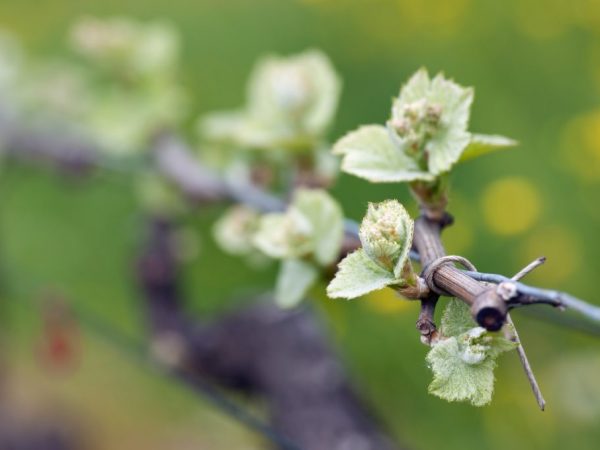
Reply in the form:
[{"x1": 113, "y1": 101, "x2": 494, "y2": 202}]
[{"x1": 333, "y1": 68, "x2": 516, "y2": 184}]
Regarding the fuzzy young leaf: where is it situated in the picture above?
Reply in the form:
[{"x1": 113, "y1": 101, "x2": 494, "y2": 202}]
[
  {"x1": 426, "y1": 335, "x2": 497, "y2": 407},
  {"x1": 275, "y1": 259, "x2": 319, "y2": 308},
  {"x1": 459, "y1": 134, "x2": 517, "y2": 163},
  {"x1": 427, "y1": 300, "x2": 518, "y2": 406},
  {"x1": 390, "y1": 69, "x2": 474, "y2": 176},
  {"x1": 440, "y1": 298, "x2": 477, "y2": 337},
  {"x1": 333, "y1": 125, "x2": 433, "y2": 183},
  {"x1": 359, "y1": 199, "x2": 414, "y2": 278},
  {"x1": 335, "y1": 68, "x2": 515, "y2": 185},
  {"x1": 327, "y1": 249, "x2": 397, "y2": 299}
]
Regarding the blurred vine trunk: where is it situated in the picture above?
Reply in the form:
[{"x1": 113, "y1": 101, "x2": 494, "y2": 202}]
[{"x1": 136, "y1": 216, "x2": 401, "y2": 450}]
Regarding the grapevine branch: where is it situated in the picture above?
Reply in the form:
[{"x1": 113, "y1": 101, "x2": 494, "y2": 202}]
[
  {"x1": 2, "y1": 124, "x2": 599, "y2": 328},
  {"x1": 136, "y1": 216, "x2": 399, "y2": 450},
  {"x1": 153, "y1": 139, "x2": 600, "y2": 330},
  {"x1": 4, "y1": 120, "x2": 600, "y2": 413}
]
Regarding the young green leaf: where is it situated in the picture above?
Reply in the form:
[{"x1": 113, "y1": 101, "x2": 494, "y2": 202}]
[
  {"x1": 334, "y1": 68, "x2": 516, "y2": 185},
  {"x1": 426, "y1": 299, "x2": 518, "y2": 406},
  {"x1": 326, "y1": 249, "x2": 397, "y2": 299},
  {"x1": 459, "y1": 134, "x2": 517, "y2": 163},
  {"x1": 275, "y1": 258, "x2": 319, "y2": 308},
  {"x1": 333, "y1": 125, "x2": 433, "y2": 183},
  {"x1": 390, "y1": 70, "x2": 474, "y2": 176},
  {"x1": 440, "y1": 298, "x2": 477, "y2": 337},
  {"x1": 426, "y1": 334, "x2": 497, "y2": 407}
]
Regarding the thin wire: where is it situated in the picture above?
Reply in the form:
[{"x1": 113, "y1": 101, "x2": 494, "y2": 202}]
[{"x1": 462, "y1": 270, "x2": 600, "y2": 322}]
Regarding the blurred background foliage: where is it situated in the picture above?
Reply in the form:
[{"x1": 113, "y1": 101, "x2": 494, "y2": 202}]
[{"x1": 1, "y1": 0, "x2": 600, "y2": 449}]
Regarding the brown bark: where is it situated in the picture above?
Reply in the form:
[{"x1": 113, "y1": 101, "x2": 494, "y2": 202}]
[{"x1": 136, "y1": 217, "x2": 400, "y2": 450}]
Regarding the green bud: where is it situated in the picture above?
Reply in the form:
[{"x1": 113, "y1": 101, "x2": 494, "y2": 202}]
[{"x1": 359, "y1": 200, "x2": 413, "y2": 277}]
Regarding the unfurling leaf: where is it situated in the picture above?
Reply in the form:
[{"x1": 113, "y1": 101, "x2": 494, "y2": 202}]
[
  {"x1": 459, "y1": 134, "x2": 517, "y2": 163},
  {"x1": 275, "y1": 259, "x2": 319, "y2": 308},
  {"x1": 326, "y1": 249, "x2": 396, "y2": 299},
  {"x1": 359, "y1": 200, "x2": 414, "y2": 277},
  {"x1": 327, "y1": 200, "x2": 414, "y2": 300},
  {"x1": 426, "y1": 299, "x2": 517, "y2": 406}
]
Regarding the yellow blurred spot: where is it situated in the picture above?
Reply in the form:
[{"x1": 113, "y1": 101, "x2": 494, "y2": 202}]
[
  {"x1": 571, "y1": 0, "x2": 600, "y2": 32},
  {"x1": 397, "y1": 0, "x2": 471, "y2": 34},
  {"x1": 560, "y1": 110, "x2": 600, "y2": 182},
  {"x1": 514, "y1": 0, "x2": 569, "y2": 40},
  {"x1": 519, "y1": 226, "x2": 581, "y2": 284},
  {"x1": 301, "y1": 0, "x2": 471, "y2": 46},
  {"x1": 365, "y1": 288, "x2": 412, "y2": 314},
  {"x1": 481, "y1": 177, "x2": 542, "y2": 235}
]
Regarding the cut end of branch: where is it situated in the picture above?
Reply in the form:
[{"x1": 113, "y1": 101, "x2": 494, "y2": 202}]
[{"x1": 471, "y1": 289, "x2": 507, "y2": 331}]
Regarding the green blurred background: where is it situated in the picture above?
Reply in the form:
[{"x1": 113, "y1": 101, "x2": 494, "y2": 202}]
[{"x1": 1, "y1": 0, "x2": 600, "y2": 449}]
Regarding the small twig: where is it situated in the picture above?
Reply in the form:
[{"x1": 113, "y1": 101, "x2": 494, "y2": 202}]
[
  {"x1": 500, "y1": 258, "x2": 547, "y2": 411},
  {"x1": 511, "y1": 256, "x2": 546, "y2": 282},
  {"x1": 416, "y1": 294, "x2": 439, "y2": 345},
  {"x1": 504, "y1": 314, "x2": 545, "y2": 411}
]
